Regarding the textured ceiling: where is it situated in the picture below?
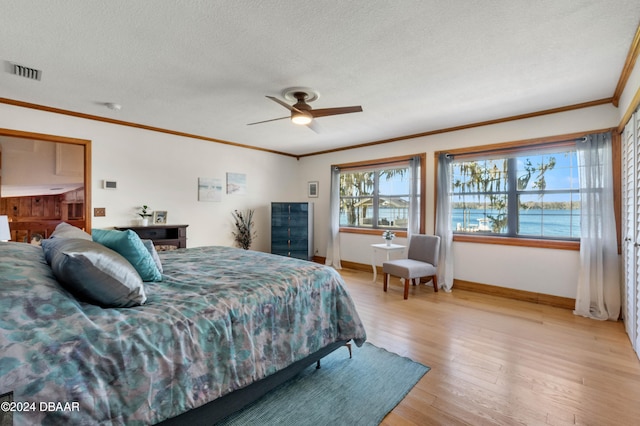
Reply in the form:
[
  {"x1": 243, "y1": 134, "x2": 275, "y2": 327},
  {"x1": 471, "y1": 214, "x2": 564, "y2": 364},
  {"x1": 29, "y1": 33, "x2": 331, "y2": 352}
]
[{"x1": 1, "y1": 1, "x2": 639, "y2": 156}]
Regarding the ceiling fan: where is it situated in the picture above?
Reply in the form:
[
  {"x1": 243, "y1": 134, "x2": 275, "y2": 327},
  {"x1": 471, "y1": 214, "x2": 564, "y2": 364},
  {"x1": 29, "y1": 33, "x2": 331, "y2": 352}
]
[{"x1": 247, "y1": 87, "x2": 363, "y2": 132}]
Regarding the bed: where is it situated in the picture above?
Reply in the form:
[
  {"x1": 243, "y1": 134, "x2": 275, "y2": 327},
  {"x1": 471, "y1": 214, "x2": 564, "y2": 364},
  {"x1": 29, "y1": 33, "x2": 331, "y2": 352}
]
[{"x1": 0, "y1": 227, "x2": 366, "y2": 425}]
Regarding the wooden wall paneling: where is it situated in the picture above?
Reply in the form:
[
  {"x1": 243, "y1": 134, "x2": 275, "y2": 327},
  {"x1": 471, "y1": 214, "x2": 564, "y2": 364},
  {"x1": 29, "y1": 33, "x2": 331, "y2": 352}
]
[
  {"x1": 31, "y1": 196, "x2": 44, "y2": 217},
  {"x1": 6, "y1": 198, "x2": 18, "y2": 217},
  {"x1": 46, "y1": 196, "x2": 59, "y2": 218}
]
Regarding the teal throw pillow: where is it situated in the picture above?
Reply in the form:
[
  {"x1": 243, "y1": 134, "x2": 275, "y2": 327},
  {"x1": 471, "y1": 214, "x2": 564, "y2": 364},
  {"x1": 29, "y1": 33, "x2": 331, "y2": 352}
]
[{"x1": 92, "y1": 228, "x2": 162, "y2": 282}]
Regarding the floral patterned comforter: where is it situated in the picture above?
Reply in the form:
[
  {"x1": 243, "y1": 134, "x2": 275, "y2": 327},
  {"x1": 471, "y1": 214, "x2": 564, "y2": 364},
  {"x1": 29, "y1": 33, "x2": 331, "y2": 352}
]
[{"x1": 0, "y1": 243, "x2": 366, "y2": 425}]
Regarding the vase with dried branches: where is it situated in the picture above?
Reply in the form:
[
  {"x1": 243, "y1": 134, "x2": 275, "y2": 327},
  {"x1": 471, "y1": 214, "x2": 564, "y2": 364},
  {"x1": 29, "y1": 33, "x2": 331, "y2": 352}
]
[{"x1": 231, "y1": 209, "x2": 256, "y2": 250}]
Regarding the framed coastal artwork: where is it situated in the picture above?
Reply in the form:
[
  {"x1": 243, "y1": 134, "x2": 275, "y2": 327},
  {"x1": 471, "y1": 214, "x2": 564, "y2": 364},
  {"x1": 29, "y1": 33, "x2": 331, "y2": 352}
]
[
  {"x1": 198, "y1": 177, "x2": 222, "y2": 202},
  {"x1": 226, "y1": 172, "x2": 247, "y2": 195}
]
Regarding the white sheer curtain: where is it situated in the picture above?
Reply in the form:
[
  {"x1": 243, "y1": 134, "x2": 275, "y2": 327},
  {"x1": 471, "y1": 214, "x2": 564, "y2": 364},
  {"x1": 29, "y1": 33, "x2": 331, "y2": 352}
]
[
  {"x1": 325, "y1": 166, "x2": 342, "y2": 269},
  {"x1": 407, "y1": 155, "x2": 421, "y2": 238},
  {"x1": 435, "y1": 153, "x2": 454, "y2": 292},
  {"x1": 574, "y1": 132, "x2": 620, "y2": 321}
]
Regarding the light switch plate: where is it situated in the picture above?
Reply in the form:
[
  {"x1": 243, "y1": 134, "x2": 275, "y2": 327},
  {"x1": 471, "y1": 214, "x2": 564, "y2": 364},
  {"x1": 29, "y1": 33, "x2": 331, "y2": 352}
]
[{"x1": 94, "y1": 207, "x2": 106, "y2": 217}]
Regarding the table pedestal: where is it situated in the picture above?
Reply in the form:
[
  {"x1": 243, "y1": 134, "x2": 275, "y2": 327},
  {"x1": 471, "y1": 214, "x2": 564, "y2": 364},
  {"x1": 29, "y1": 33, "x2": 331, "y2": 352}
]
[{"x1": 370, "y1": 243, "x2": 406, "y2": 282}]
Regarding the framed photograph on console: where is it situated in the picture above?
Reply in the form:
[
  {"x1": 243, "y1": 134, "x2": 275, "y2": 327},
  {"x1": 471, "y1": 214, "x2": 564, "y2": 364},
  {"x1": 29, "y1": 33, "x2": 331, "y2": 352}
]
[{"x1": 153, "y1": 211, "x2": 167, "y2": 224}]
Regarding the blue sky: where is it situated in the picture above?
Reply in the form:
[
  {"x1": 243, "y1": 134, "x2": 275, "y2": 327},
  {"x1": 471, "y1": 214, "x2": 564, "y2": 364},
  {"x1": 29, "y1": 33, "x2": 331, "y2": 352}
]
[
  {"x1": 450, "y1": 150, "x2": 579, "y2": 204},
  {"x1": 363, "y1": 152, "x2": 579, "y2": 203}
]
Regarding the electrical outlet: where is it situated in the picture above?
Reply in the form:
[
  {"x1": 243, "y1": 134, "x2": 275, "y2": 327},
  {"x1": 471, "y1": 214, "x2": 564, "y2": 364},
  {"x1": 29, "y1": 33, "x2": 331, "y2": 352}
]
[{"x1": 94, "y1": 207, "x2": 106, "y2": 217}]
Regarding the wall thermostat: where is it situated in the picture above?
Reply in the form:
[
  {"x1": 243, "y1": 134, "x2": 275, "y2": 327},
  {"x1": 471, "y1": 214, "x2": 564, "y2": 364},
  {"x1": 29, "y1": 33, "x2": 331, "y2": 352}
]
[{"x1": 103, "y1": 180, "x2": 117, "y2": 189}]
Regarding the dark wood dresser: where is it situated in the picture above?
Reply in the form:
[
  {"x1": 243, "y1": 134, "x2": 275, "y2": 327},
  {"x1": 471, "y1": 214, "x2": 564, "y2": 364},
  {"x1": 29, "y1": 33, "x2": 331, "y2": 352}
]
[
  {"x1": 115, "y1": 224, "x2": 188, "y2": 249},
  {"x1": 271, "y1": 202, "x2": 313, "y2": 260}
]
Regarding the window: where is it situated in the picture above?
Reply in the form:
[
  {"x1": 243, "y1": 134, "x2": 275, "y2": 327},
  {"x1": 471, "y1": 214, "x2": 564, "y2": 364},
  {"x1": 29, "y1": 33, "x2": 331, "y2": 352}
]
[
  {"x1": 338, "y1": 156, "x2": 422, "y2": 231},
  {"x1": 450, "y1": 145, "x2": 580, "y2": 240}
]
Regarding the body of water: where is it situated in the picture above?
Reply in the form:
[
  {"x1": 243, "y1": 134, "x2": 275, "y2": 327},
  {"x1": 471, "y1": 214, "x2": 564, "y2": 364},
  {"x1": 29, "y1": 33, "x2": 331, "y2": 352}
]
[
  {"x1": 452, "y1": 208, "x2": 580, "y2": 238},
  {"x1": 340, "y1": 208, "x2": 580, "y2": 238},
  {"x1": 340, "y1": 207, "x2": 580, "y2": 238}
]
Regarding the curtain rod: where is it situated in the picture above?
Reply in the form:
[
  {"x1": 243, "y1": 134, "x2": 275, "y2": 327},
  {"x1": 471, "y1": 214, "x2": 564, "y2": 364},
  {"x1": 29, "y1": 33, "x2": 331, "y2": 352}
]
[
  {"x1": 333, "y1": 154, "x2": 421, "y2": 171},
  {"x1": 443, "y1": 135, "x2": 589, "y2": 160}
]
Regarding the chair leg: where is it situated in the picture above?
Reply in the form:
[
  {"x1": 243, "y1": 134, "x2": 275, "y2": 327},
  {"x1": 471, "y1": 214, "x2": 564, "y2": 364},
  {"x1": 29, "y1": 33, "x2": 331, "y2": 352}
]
[
  {"x1": 432, "y1": 275, "x2": 438, "y2": 292},
  {"x1": 403, "y1": 278, "x2": 409, "y2": 299},
  {"x1": 383, "y1": 273, "x2": 388, "y2": 292},
  {"x1": 412, "y1": 278, "x2": 417, "y2": 286}
]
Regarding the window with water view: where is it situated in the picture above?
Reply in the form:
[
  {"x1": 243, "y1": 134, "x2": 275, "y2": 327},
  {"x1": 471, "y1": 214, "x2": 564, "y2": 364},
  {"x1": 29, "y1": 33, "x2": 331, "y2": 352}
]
[
  {"x1": 339, "y1": 163, "x2": 415, "y2": 230},
  {"x1": 451, "y1": 148, "x2": 580, "y2": 239}
]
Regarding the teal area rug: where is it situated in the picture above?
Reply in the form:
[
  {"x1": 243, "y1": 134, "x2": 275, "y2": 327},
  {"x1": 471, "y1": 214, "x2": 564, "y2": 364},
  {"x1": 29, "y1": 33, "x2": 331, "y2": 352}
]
[{"x1": 217, "y1": 342, "x2": 430, "y2": 426}]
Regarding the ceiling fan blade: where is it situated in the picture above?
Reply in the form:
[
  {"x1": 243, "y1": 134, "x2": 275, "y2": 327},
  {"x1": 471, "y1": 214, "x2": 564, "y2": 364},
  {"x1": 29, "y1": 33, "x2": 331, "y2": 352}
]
[
  {"x1": 247, "y1": 116, "x2": 289, "y2": 126},
  {"x1": 310, "y1": 105, "x2": 362, "y2": 118},
  {"x1": 266, "y1": 96, "x2": 303, "y2": 114},
  {"x1": 306, "y1": 120, "x2": 320, "y2": 133}
]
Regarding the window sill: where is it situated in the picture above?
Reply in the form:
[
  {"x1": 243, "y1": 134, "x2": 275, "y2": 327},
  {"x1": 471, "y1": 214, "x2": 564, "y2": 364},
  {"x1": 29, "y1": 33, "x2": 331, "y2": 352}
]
[
  {"x1": 453, "y1": 234, "x2": 580, "y2": 250},
  {"x1": 338, "y1": 229, "x2": 579, "y2": 250},
  {"x1": 339, "y1": 227, "x2": 408, "y2": 238}
]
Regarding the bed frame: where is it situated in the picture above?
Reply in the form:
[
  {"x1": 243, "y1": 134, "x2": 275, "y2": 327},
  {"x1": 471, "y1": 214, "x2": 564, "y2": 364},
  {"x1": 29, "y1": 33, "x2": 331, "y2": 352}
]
[{"x1": 158, "y1": 340, "x2": 349, "y2": 425}]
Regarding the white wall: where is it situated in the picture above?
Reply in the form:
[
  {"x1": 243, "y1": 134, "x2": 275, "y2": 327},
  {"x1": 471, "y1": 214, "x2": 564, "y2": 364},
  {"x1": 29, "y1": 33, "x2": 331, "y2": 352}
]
[
  {"x1": 298, "y1": 104, "x2": 620, "y2": 298},
  {"x1": 2, "y1": 91, "x2": 635, "y2": 299},
  {"x1": 0, "y1": 104, "x2": 299, "y2": 251}
]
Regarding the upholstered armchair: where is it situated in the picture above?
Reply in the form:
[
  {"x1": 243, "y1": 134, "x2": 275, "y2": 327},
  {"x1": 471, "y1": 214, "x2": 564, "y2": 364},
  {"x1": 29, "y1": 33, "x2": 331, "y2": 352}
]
[{"x1": 382, "y1": 234, "x2": 440, "y2": 299}]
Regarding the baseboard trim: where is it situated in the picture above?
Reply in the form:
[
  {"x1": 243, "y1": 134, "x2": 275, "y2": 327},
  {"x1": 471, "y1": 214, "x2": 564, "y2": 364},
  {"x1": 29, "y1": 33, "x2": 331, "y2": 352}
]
[
  {"x1": 317, "y1": 257, "x2": 575, "y2": 310},
  {"x1": 451, "y1": 279, "x2": 575, "y2": 310},
  {"x1": 315, "y1": 257, "x2": 386, "y2": 275}
]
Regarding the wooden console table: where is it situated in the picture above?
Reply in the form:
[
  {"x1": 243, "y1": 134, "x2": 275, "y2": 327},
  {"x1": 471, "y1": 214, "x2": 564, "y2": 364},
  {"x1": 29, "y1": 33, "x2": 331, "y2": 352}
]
[{"x1": 115, "y1": 224, "x2": 188, "y2": 249}]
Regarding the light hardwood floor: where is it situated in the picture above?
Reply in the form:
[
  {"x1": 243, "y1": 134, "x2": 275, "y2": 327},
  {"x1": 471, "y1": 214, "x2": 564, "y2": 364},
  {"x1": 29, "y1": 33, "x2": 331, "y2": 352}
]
[{"x1": 338, "y1": 268, "x2": 640, "y2": 426}]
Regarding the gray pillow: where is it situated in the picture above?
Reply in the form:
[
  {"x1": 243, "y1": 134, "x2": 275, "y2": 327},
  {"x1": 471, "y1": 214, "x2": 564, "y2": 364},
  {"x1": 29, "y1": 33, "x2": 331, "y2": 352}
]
[
  {"x1": 142, "y1": 239, "x2": 163, "y2": 273},
  {"x1": 50, "y1": 222, "x2": 92, "y2": 240},
  {"x1": 41, "y1": 238, "x2": 146, "y2": 308}
]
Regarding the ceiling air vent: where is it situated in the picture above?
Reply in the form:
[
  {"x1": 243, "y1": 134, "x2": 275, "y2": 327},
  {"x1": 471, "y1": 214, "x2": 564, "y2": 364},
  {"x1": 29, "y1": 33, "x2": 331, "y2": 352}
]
[{"x1": 11, "y1": 63, "x2": 42, "y2": 81}]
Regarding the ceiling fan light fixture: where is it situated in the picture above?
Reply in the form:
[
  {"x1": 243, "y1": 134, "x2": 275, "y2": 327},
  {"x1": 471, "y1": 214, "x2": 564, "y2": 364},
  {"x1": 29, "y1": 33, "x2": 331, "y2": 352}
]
[
  {"x1": 291, "y1": 111, "x2": 312, "y2": 125},
  {"x1": 249, "y1": 89, "x2": 361, "y2": 131}
]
